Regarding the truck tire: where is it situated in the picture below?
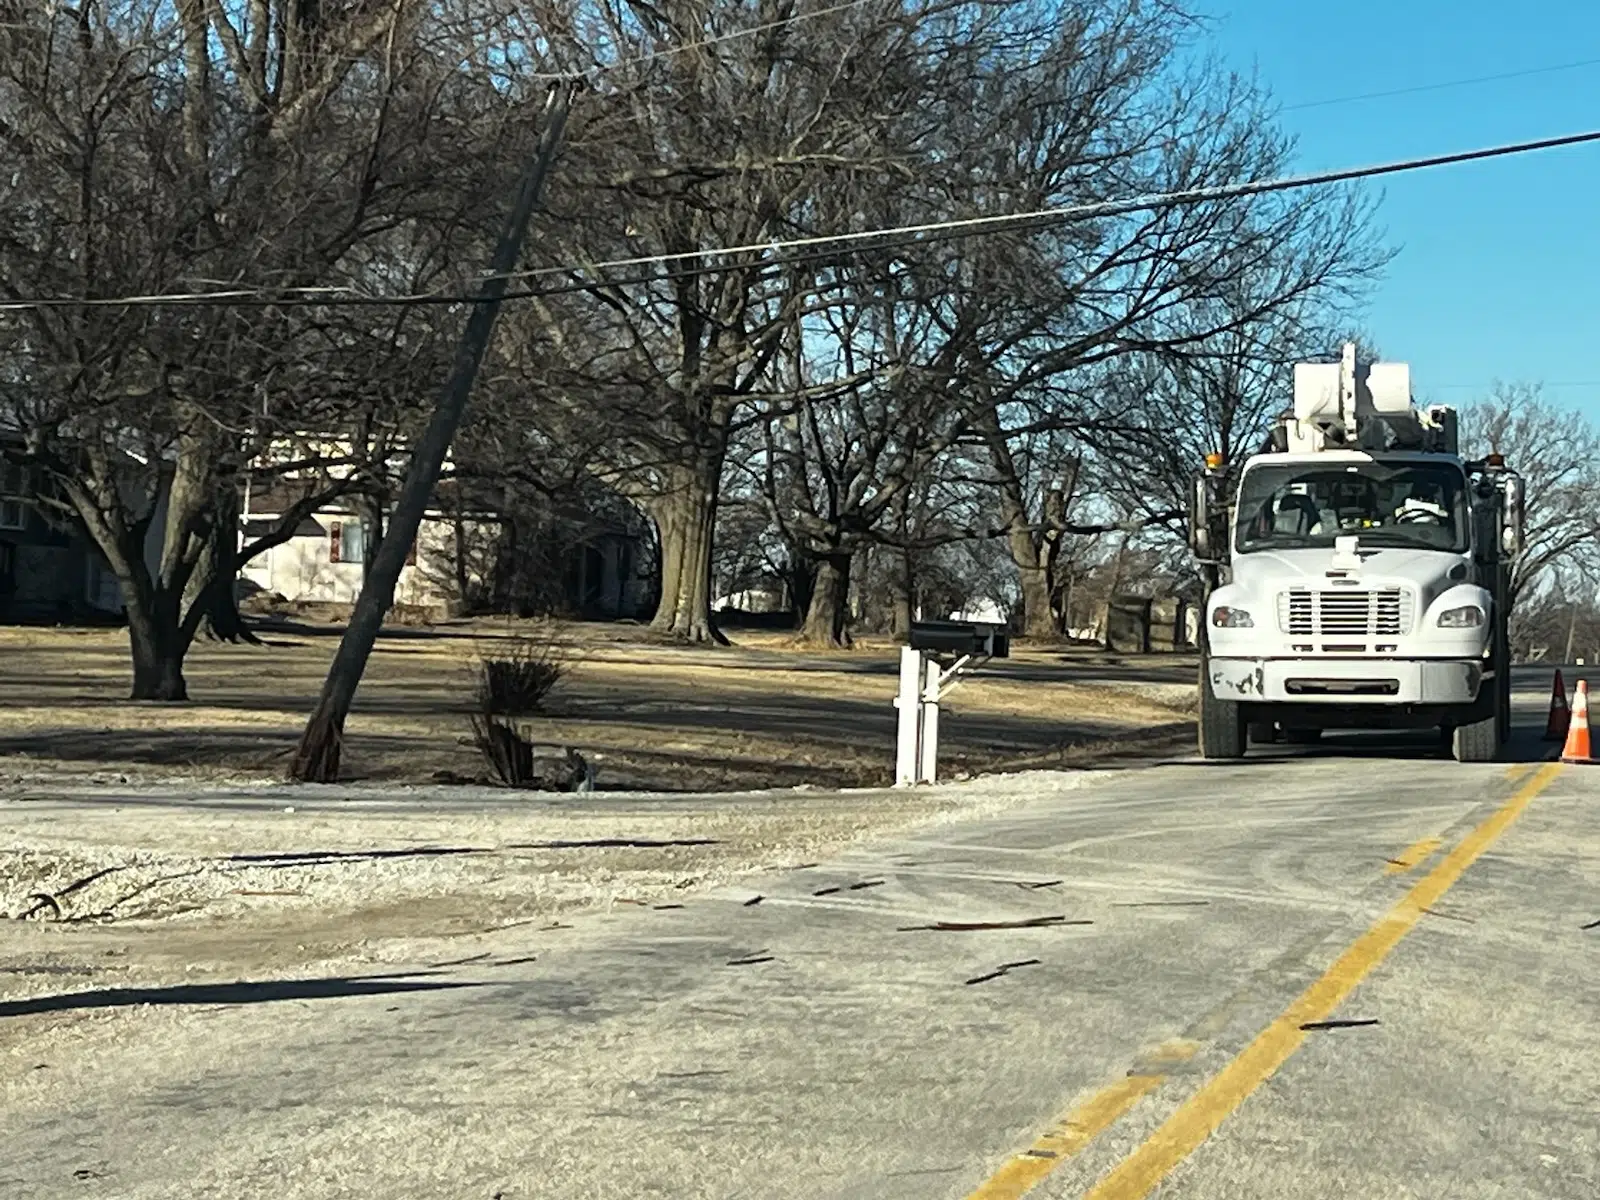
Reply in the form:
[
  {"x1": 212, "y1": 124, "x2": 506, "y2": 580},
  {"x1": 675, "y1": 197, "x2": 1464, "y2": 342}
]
[
  {"x1": 1453, "y1": 709, "x2": 1499, "y2": 763},
  {"x1": 1198, "y1": 659, "x2": 1247, "y2": 759}
]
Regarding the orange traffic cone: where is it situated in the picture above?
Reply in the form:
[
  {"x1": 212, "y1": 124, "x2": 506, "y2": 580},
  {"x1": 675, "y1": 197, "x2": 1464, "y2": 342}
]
[
  {"x1": 1545, "y1": 669, "x2": 1570, "y2": 741},
  {"x1": 1560, "y1": 680, "x2": 1592, "y2": 764}
]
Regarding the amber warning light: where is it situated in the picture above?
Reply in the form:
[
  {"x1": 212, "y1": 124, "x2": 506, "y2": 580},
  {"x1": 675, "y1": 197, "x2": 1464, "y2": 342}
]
[{"x1": 1204, "y1": 453, "x2": 1224, "y2": 470}]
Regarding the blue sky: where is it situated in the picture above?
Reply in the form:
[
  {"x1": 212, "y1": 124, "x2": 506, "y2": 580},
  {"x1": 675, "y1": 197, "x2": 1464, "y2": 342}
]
[{"x1": 1197, "y1": 0, "x2": 1600, "y2": 415}]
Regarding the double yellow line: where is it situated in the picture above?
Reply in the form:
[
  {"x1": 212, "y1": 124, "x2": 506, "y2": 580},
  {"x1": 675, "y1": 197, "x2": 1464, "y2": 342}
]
[{"x1": 966, "y1": 761, "x2": 1564, "y2": 1200}]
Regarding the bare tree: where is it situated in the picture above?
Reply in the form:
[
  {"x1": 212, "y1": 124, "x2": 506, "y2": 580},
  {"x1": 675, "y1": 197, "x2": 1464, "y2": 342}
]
[
  {"x1": 0, "y1": 1, "x2": 528, "y2": 697},
  {"x1": 1462, "y1": 383, "x2": 1600, "y2": 607},
  {"x1": 290, "y1": 83, "x2": 576, "y2": 784},
  {"x1": 515, "y1": 0, "x2": 1155, "y2": 642}
]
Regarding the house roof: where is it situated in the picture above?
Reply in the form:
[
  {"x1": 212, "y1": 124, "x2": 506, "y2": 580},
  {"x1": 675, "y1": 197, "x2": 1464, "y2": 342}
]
[{"x1": 243, "y1": 477, "x2": 499, "y2": 522}]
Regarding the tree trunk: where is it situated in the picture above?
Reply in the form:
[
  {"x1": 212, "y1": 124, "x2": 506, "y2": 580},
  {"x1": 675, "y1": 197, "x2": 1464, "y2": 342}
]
[
  {"x1": 997, "y1": 499, "x2": 1064, "y2": 640},
  {"x1": 1101, "y1": 536, "x2": 1129, "y2": 649},
  {"x1": 187, "y1": 483, "x2": 259, "y2": 644},
  {"x1": 290, "y1": 85, "x2": 575, "y2": 783},
  {"x1": 891, "y1": 552, "x2": 913, "y2": 642},
  {"x1": 127, "y1": 600, "x2": 189, "y2": 701},
  {"x1": 783, "y1": 547, "x2": 816, "y2": 630},
  {"x1": 891, "y1": 494, "x2": 913, "y2": 640},
  {"x1": 1010, "y1": 526, "x2": 1057, "y2": 641},
  {"x1": 986, "y1": 427, "x2": 1065, "y2": 642},
  {"x1": 1058, "y1": 568, "x2": 1077, "y2": 637},
  {"x1": 799, "y1": 551, "x2": 853, "y2": 648},
  {"x1": 191, "y1": 576, "x2": 254, "y2": 644},
  {"x1": 648, "y1": 456, "x2": 727, "y2": 644},
  {"x1": 359, "y1": 490, "x2": 388, "y2": 574}
]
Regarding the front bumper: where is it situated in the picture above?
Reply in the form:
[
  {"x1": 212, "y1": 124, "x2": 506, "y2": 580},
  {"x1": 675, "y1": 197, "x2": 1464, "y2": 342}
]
[{"x1": 1206, "y1": 657, "x2": 1483, "y2": 705}]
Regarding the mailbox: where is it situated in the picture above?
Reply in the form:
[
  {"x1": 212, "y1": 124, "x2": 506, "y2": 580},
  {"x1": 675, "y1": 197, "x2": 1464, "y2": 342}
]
[{"x1": 908, "y1": 620, "x2": 1010, "y2": 660}]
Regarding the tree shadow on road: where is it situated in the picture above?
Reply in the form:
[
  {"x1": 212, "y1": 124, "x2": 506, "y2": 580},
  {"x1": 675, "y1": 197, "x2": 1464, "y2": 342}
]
[{"x1": 0, "y1": 971, "x2": 480, "y2": 1018}]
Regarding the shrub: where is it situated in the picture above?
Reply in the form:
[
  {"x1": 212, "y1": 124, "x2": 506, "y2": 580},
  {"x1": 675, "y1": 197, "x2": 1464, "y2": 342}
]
[
  {"x1": 473, "y1": 636, "x2": 567, "y2": 716},
  {"x1": 469, "y1": 717, "x2": 593, "y2": 791}
]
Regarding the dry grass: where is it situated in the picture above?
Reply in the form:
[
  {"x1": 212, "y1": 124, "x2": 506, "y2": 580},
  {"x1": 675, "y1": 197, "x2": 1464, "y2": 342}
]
[{"x1": 0, "y1": 619, "x2": 1195, "y2": 792}]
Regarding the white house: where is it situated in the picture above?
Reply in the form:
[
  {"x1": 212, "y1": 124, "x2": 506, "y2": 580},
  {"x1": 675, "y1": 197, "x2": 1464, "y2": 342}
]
[
  {"x1": 236, "y1": 434, "x2": 489, "y2": 614},
  {"x1": 238, "y1": 479, "x2": 488, "y2": 614},
  {"x1": 235, "y1": 435, "x2": 651, "y2": 620}
]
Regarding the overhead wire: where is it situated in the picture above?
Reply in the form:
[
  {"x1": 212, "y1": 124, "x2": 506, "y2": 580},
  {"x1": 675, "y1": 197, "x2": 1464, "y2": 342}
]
[
  {"x1": 4, "y1": 124, "x2": 1600, "y2": 313},
  {"x1": 1281, "y1": 55, "x2": 1600, "y2": 112},
  {"x1": 491, "y1": 125, "x2": 1600, "y2": 285},
  {"x1": 1426, "y1": 381, "x2": 1600, "y2": 391}
]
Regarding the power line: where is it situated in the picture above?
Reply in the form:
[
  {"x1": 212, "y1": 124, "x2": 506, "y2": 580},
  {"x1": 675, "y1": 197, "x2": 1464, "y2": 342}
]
[
  {"x1": 499, "y1": 124, "x2": 1600, "y2": 284},
  {"x1": 1426, "y1": 381, "x2": 1600, "y2": 391},
  {"x1": 1282, "y1": 55, "x2": 1600, "y2": 112},
  {"x1": 4, "y1": 125, "x2": 1600, "y2": 312}
]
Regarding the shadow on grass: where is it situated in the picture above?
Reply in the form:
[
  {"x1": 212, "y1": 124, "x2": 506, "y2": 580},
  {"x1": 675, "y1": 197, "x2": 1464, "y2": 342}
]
[{"x1": 0, "y1": 726, "x2": 886, "y2": 791}]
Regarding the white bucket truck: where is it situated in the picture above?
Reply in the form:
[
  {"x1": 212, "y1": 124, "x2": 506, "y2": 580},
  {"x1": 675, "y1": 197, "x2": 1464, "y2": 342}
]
[{"x1": 1189, "y1": 343, "x2": 1524, "y2": 762}]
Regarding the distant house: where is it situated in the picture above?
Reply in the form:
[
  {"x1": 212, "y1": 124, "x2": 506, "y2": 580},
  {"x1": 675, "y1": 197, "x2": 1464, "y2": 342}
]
[
  {"x1": 553, "y1": 493, "x2": 653, "y2": 620},
  {"x1": 0, "y1": 446, "x2": 163, "y2": 624},
  {"x1": 236, "y1": 478, "x2": 485, "y2": 614},
  {"x1": 473, "y1": 483, "x2": 653, "y2": 621},
  {"x1": 236, "y1": 439, "x2": 651, "y2": 620},
  {"x1": 560, "y1": 531, "x2": 644, "y2": 619}
]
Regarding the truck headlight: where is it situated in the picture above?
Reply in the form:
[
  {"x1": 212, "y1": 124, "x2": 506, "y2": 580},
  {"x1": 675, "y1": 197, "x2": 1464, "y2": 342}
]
[
  {"x1": 1437, "y1": 604, "x2": 1485, "y2": 629},
  {"x1": 1211, "y1": 606, "x2": 1254, "y2": 628}
]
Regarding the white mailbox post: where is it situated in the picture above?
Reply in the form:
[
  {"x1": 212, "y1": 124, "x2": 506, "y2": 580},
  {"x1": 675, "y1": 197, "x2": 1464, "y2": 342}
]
[{"x1": 894, "y1": 621, "x2": 1009, "y2": 786}]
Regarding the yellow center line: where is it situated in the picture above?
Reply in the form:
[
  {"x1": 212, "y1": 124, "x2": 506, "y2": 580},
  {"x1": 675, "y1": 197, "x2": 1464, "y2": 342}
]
[
  {"x1": 966, "y1": 1042, "x2": 1198, "y2": 1200},
  {"x1": 1080, "y1": 761, "x2": 1564, "y2": 1200},
  {"x1": 1383, "y1": 835, "x2": 1442, "y2": 875}
]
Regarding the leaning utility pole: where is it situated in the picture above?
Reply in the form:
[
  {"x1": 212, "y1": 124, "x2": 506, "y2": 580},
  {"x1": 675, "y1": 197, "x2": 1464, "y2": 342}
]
[{"x1": 289, "y1": 83, "x2": 577, "y2": 783}]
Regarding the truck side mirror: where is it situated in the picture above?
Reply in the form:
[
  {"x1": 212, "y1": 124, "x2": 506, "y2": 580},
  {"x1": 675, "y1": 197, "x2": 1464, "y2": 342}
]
[
  {"x1": 1499, "y1": 473, "x2": 1525, "y2": 556},
  {"x1": 1188, "y1": 473, "x2": 1212, "y2": 557}
]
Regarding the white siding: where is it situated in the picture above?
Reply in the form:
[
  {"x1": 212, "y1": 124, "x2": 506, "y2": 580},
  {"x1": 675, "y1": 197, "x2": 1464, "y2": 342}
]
[{"x1": 243, "y1": 515, "x2": 480, "y2": 609}]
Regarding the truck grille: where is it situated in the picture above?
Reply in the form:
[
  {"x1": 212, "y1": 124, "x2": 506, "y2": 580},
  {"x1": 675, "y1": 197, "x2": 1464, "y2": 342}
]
[{"x1": 1277, "y1": 588, "x2": 1413, "y2": 638}]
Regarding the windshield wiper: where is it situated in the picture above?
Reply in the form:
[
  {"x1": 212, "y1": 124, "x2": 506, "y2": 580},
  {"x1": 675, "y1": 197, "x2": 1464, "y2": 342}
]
[
  {"x1": 1360, "y1": 531, "x2": 1452, "y2": 549},
  {"x1": 1242, "y1": 534, "x2": 1317, "y2": 550}
]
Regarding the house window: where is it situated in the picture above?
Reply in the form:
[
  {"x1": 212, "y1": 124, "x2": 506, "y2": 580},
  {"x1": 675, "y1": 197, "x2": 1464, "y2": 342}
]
[
  {"x1": 0, "y1": 461, "x2": 28, "y2": 531},
  {"x1": 329, "y1": 518, "x2": 365, "y2": 564}
]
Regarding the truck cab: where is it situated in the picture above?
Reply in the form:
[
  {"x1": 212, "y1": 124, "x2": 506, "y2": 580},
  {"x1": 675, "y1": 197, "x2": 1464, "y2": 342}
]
[{"x1": 1190, "y1": 344, "x2": 1524, "y2": 762}]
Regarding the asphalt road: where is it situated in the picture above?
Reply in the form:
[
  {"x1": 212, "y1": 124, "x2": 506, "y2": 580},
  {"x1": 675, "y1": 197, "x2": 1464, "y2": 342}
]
[{"x1": 4, "y1": 668, "x2": 1597, "y2": 1200}]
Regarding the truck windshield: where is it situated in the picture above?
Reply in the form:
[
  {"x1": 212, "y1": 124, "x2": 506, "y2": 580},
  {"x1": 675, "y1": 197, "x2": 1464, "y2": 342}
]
[{"x1": 1235, "y1": 460, "x2": 1468, "y2": 553}]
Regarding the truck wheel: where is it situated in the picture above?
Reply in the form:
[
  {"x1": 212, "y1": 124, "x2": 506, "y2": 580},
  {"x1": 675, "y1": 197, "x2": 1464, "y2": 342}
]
[
  {"x1": 1198, "y1": 659, "x2": 1247, "y2": 759},
  {"x1": 1453, "y1": 711, "x2": 1499, "y2": 762}
]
